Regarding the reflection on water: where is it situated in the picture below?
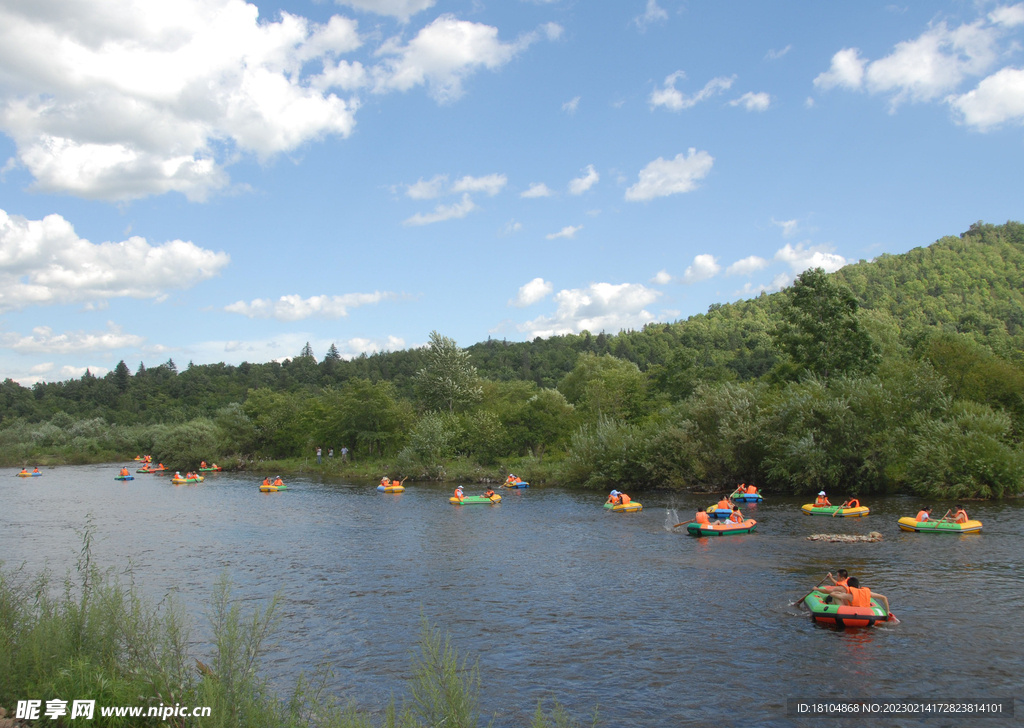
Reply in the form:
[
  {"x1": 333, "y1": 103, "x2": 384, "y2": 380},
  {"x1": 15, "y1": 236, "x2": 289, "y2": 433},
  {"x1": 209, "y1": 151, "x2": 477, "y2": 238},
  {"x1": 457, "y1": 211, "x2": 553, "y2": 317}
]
[{"x1": 1, "y1": 465, "x2": 1022, "y2": 726}]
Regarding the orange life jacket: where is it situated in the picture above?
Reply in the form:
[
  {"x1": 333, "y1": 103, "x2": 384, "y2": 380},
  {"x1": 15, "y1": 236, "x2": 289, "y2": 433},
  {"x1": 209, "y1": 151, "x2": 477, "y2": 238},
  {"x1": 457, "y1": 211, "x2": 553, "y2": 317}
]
[
  {"x1": 273, "y1": 478, "x2": 283, "y2": 486},
  {"x1": 619, "y1": 493, "x2": 631, "y2": 505},
  {"x1": 381, "y1": 478, "x2": 390, "y2": 486},
  {"x1": 729, "y1": 511, "x2": 743, "y2": 523},
  {"x1": 262, "y1": 478, "x2": 270, "y2": 486},
  {"x1": 915, "y1": 510, "x2": 930, "y2": 522},
  {"x1": 746, "y1": 485, "x2": 757, "y2": 494},
  {"x1": 954, "y1": 510, "x2": 968, "y2": 523},
  {"x1": 835, "y1": 577, "x2": 848, "y2": 587},
  {"x1": 847, "y1": 586, "x2": 872, "y2": 608},
  {"x1": 201, "y1": 461, "x2": 207, "y2": 468},
  {"x1": 815, "y1": 496, "x2": 829, "y2": 506},
  {"x1": 717, "y1": 499, "x2": 730, "y2": 510},
  {"x1": 454, "y1": 489, "x2": 464, "y2": 500},
  {"x1": 696, "y1": 511, "x2": 710, "y2": 524}
]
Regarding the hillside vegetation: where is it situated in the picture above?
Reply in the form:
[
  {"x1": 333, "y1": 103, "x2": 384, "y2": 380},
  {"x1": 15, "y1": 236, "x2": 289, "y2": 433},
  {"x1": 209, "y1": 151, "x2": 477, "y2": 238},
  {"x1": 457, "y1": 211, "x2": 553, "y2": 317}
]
[{"x1": 3, "y1": 221, "x2": 1024, "y2": 499}]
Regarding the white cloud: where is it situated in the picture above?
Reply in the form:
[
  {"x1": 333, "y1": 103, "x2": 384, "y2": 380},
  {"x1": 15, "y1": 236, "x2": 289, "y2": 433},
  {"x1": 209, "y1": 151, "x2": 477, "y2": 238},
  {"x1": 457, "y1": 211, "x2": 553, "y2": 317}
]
[
  {"x1": 451, "y1": 173, "x2": 506, "y2": 196},
  {"x1": 30, "y1": 362, "x2": 54, "y2": 374},
  {"x1": 521, "y1": 182, "x2": 553, "y2": 198},
  {"x1": 990, "y1": 4, "x2": 1024, "y2": 27},
  {"x1": 649, "y1": 72, "x2": 734, "y2": 111},
  {"x1": 546, "y1": 225, "x2": 583, "y2": 240},
  {"x1": 1, "y1": 322, "x2": 144, "y2": 354},
  {"x1": 729, "y1": 91, "x2": 771, "y2": 111},
  {"x1": 509, "y1": 277, "x2": 553, "y2": 307},
  {"x1": 772, "y1": 217, "x2": 799, "y2": 237},
  {"x1": 372, "y1": 15, "x2": 558, "y2": 103},
  {"x1": 0, "y1": 1, "x2": 366, "y2": 201},
  {"x1": 406, "y1": 174, "x2": 448, "y2": 199},
  {"x1": 725, "y1": 255, "x2": 769, "y2": 276},
  {"x1": 624, "y1": 148, "x2": 714, "y2": 201},
  {"x1": 562, "y1": 96, "x2": 580, "y2": 114},
  {"x1": 343, "y1": 335, "x2": 406, "y2": 357},
  {"x1": 568, "y1": 164, "x2": 599, "y2": 195},
  {"x1": 738, "y1": 272, "x2": 792, "y2": 296},
  {"x1": 634, "y1": 0, "x2": 669, "y2": 30},
  {"x1": 403, "y1": 193, "x2": 477, "y2": 225},
  {"x1": 948, "y1": 67, "x2": 1024, "y2": 130},
  {"x1": 681, "y1": 254, "x2": 721, "y2": 284},
  {"x1": 335, "y1": 0, "x2": 435, "y2": 22},
  {"x1": 517, "y1": 282, "x2": 662, "y2": 338},
  {"x1": 0, "y1": 208, "x2": 228, "y2": 311},
  {"x1": 766, "y1": 45, "x2": 792, "y2": 60},
  {"x1": 225, "y1": 292, "x2": 394, "y2": 321},
  {"x1": 775, "y1": 242, "x2": 847, "y2": 274},
  {"x1": 814, "y1": 48, "x2": 867, "y2": 90},
  {"x1": 61, "y1": 365, "x2": 109, "y2": 379},
  {"x1": 805, "y1": 96, "x2": 816, "y2": 108},
  {"x1": 650, "y1": 269, "x2": 672, "y2": 285},
  {"x1": 504, "y1": 220, "x2": 522, "y2": 234}
]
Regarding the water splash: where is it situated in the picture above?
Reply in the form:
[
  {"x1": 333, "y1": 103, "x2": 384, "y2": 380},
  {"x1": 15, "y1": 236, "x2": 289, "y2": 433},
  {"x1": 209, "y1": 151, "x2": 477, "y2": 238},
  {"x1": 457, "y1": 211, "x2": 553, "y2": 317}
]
[{"x1": 664, "y1": 508, "x2": 680, "y2": 532}]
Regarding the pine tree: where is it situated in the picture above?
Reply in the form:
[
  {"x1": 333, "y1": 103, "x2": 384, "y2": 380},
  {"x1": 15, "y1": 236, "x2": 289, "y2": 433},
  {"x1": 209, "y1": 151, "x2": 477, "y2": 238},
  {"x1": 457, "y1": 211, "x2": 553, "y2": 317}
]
[{"x1": 300, "y1": 342, "x2": 315, "y2": 359}]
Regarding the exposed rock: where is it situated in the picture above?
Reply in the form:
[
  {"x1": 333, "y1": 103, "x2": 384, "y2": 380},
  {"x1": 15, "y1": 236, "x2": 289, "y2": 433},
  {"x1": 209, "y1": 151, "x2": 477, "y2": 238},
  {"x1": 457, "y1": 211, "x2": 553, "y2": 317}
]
[{"x1": 807, "y1": 532, "x2": 883, "y2": 543}]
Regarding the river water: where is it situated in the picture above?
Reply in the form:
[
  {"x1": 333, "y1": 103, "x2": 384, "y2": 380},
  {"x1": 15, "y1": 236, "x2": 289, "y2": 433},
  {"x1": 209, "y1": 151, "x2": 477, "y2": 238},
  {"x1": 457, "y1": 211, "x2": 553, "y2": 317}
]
[{"x1": 1, "y1": 465, "x2": 1022, "y2": 726}]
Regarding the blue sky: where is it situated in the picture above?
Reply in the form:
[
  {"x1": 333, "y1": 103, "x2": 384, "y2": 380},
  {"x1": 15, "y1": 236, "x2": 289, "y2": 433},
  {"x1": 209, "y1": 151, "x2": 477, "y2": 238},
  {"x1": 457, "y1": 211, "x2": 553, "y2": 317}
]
[{"x1": 1, "y1": 0, "x2": 1023, "y2": 384}]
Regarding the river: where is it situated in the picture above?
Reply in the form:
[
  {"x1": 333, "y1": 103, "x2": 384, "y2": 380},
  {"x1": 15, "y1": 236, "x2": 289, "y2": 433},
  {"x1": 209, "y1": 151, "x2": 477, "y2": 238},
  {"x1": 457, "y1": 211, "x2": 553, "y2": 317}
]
[{"x1": 1, "y1": 465, "x2": 1021, "y2": 726}]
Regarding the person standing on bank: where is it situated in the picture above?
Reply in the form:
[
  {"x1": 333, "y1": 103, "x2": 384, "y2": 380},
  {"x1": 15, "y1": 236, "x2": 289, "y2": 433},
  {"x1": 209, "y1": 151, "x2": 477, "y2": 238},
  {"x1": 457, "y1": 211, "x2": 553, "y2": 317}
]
[{"x1": 316, "y1": 446, "x2": 322, "y2": 465}]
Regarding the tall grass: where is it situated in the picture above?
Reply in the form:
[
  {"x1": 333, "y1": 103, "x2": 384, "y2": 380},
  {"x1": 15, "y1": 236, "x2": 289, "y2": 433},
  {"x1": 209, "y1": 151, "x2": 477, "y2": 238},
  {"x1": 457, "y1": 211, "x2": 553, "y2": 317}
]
[{"x1": 0, "y1": 527, "x2": 592, "y2": 726}]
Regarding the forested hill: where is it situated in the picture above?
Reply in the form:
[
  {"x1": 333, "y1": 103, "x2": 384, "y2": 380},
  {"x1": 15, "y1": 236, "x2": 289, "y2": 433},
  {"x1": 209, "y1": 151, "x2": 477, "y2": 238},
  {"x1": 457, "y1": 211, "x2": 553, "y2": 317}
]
[{"x1": 2, "y1": 220, "x2": 1023, "y2": 425}]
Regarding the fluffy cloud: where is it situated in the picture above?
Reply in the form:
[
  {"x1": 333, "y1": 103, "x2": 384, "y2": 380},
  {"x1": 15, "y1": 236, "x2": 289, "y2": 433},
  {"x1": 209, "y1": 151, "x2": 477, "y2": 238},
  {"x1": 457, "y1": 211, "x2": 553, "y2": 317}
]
[
  {"x1": 813, "y1": 48, "x2": 867, "y2": 90},
  {"x1": 568, "y1": 164, "x2": 599, "y2": 194},
  {"x1": 335, "y1": 0, "x2": 436, "y2": 22},
  {"x1": 0, "y1": 0, "x2": 366, "y2": 201},
  {"x1": 0, "y1": 322, "x2": 144, "y2": 353},
  {"x1": 775, "y1": 242, "x2": 847, "y2": 274},
  {"x1": 624, "y1": 148, "x2": 714, "y2": 201},
  {"x1": 949, "y1": 67, "x2": 1024, "y2": 130},
  {"x1": 517, "y1": 282, "x2": 662, "y2": 338},
  {"x1": 372, "y1": 15, "x2": 560, "y2": 103},
  {"x1": 546, "y1": 225, "x2": 583, "y2": 240},
  {"x1": 634, "y1": 0, "x2": 668, "y2": 30},
  {"x1": 0, "y1": 208, "x2": 228, "y2": 311},
  {"x1": 738, "y1": 272, "x2": 792, "y2": 297},
  {"x1": 521, "y1": 182, "x2": 553, "y2": 198},
  {"x1": 509, "y1": 277, "x2": 553, "y2": 307},
  {"x1": 406, "y1": 175, "x2": 448, "y2": 199},
  {"x1": 404, "y1": 193, "x2": 477, "y2": 225},
  {"x1": 766, "y1": 45, "x2": 792, "y2": 60},
  {"x1": 649, "y1": 72, "x2": 734, "y2": 111},
  {"x1": 450, "y1": 173, "x2": 506, "y2": 196},
  {"x1": 650, "y1": 269, "x2": 673, "y2": 284},
  {"x1": 225, "y1": 291, "x2": 394, "y2": 321},
  {"x1": 729, "y1": 91, "x2": 771, "y2": 111},
  {"x1": 725, "y1": 255, "x2": 769, "y2": 276},
  {"x1": 562, "y1": 96, "x2": 580, "y2": 114},
  {"x1": 681, "y1": 254, "x2": 721, "y2": 284},
  {"x1": 814, "y1": 15, "x2": 1015, "y2": 113},
  {"x1": 0, "y1": 2, "x2": 555, "y2": 201}
]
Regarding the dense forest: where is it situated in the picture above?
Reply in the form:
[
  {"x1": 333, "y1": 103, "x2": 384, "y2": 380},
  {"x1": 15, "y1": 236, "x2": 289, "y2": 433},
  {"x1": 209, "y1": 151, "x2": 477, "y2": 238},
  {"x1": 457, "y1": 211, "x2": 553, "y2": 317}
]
[{"x1": 3, "y1": 221, "x2": 1024, "y2": 499}]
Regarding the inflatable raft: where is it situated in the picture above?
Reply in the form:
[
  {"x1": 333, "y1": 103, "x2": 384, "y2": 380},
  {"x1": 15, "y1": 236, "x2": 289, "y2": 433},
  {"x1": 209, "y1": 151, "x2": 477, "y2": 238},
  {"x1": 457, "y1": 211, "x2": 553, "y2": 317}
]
[
  {"x1": 260, "y1": 483, "x2": 288, "y2": 492},
  {"x1": 503, "y1": 481, "x2": 529, "y2": 488},
  {"x1": 897, "y1": 517, "x2": 983, "y2": 534},
  {"x1": 450, "y1": 495, "x2": 501, "y2": 505},
  {"x1": 708, "y1": 507, "x2": 735, "y2": 519},
  {"x1": 171, "y1": 476, "x2": 204, "y2": 485},
  {"x1": 377, "y1": 484, "x2": 405, "y2": 493},
  {"x1": 199, "y1": 466, "x2": 222, "y2": 472},
  {"x1": 18, "y1": 472, "x2": 41, "y2": 477},
  {"x1": 803, "y1": 591, "x2": 891, "y2": 628},
  {"x1": 114, "y1": 475, "x2": 135, "y2": 481},
  {"x1": 686, "y1": 519, "x2": 757, "y2": 536},
  {"x1": 604, "y1": 501, "x2": 643, "y2": 512},
  {"x1": 801, "y1": 502, "x2": 869, "y2": 518},
  {"x1": 731, "y1": 492, "x2": 763, "y2": 503}
]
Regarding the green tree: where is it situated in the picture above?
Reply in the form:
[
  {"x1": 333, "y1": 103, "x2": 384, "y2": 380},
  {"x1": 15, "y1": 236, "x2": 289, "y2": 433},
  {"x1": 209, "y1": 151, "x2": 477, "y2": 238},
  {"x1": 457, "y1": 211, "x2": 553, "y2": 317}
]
[
  {"x1": 415, "y1": 331, "x2": 482, "y2": 412},
  {"x1": 557, "y1": 353, "x2": 649, "y2": 423},
  {"x1": 772, "y1": 268, "x2": 880, "y2": 379},
  {"x1": 113, "y1": 360, "x2": 131, "y2": 393},
  {"x1": 312, "y1": 378, "x2": 411, "y2": 456}
]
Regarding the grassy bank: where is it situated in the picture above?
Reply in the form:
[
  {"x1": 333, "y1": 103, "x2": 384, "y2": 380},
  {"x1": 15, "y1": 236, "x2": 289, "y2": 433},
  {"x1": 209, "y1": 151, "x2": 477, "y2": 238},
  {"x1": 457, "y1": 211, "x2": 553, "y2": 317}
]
[{"x1": 0, "y1": 526, "x2": 593, "y2": 727}]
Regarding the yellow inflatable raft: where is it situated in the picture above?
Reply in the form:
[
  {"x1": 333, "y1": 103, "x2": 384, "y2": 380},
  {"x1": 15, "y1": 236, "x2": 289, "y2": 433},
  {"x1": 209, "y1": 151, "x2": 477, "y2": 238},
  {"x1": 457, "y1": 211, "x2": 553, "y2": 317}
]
[
  {"x1": 604, "y1": 501, "x2": 643, "y2": 512},
  {"x1": 171, "y1": 476, "x2": 204, "y2": 484},
  {"x1": 377, "y1": 484, "x2": 405, "y2": 493},
  {"x1": 897, "y1": 517, "x2": 983, "y2": 534}
]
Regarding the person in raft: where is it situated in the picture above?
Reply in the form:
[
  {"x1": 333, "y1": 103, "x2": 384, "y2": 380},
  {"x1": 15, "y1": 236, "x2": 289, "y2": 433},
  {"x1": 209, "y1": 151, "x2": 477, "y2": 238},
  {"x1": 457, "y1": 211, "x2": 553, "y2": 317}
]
[
  {"x1": 915, "y1": 505, "x2": 932, "y2": 522},
  {"x1": 454, "y1": 485, "x2": 465, "y2": 502},
  {"x1": 19, "y1": 468, "x2": 28, "y2": 475},
  {"x1": 815, "y1": 577, "x2": 891, "y2": 614},
  {"x1": 695, "y1": 507, "x2": 712, "y2": 525},
  {"x1": 120, "y1": 467, "x2": 130, "y2": 476},
  {"x1": 262, "y1": 477, "x2": 271, "y2": 487},
  {"x1": 716, "y1": 496, "x2": 733, "y2": 511},
  {"x1": 273, "y1": 476, "x2": 284, "y2": 487},
  {"x1": 744, "y1": 484, "x2": 757, "y2": 494},
  {"x1": 950, "y1": 505, "x2": 969, "y2": 523},
  {"x1": 484, "y1": 487, "x2": 496, "y2": 499},
  {"x1": 815, "y1": 491, "x2": 831, "y2": 507},
  {"x1": 174, "y1": 471, "x2": 183, "y2": 479},
  {"x1": 826, "y1": 569, "x2": 850, "y2": 587},
  {"x1": 728, "y1": 505, "x2": 745, "y2": 523},
  {"x1": 32, "y1": 467, "x2": 40, "y2": 474},
  {"x1": 380, "y1": 476, "x2": 391, "y2": 487}
]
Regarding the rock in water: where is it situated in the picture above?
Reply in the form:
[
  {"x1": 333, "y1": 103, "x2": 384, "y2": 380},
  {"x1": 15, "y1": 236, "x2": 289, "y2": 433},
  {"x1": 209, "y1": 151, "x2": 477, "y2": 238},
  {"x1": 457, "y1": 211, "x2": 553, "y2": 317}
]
[{"x1": 806, "y1": 532, "x2": 882, "y2": 543}]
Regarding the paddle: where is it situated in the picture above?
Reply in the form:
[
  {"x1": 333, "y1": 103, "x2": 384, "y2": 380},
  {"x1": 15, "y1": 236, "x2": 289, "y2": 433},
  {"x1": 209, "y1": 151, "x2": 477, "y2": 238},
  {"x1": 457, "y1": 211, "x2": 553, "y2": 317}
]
[
  {"x1": 832, "y1": 502, "x2": 848, "y2": 517},
  {"x1": 795, "y1": 574, "x2": 833, "y2": 607},
  {"x1": 673, "y1": 519, "x2": 696, "y2": 528},
  {"x1": 937, "y1": 509, "x2": 952, "y2": 523}
]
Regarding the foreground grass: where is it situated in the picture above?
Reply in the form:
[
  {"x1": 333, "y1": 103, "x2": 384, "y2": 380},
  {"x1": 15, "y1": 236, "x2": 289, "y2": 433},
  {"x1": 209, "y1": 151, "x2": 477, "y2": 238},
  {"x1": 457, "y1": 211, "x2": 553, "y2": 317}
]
[{"x1": 0, "y1": 526, "x2": 594, "y2": 727}]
